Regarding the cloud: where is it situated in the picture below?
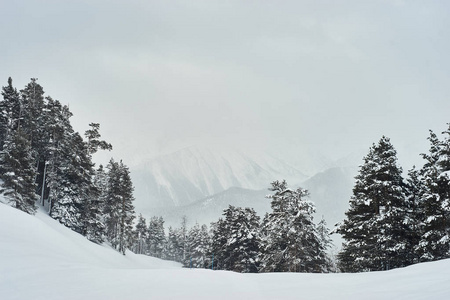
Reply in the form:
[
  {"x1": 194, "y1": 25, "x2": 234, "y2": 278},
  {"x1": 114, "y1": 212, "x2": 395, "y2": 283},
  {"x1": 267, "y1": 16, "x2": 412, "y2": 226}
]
[{"x1": 1, "y1": 0, "x2": 450, "y2": 169}]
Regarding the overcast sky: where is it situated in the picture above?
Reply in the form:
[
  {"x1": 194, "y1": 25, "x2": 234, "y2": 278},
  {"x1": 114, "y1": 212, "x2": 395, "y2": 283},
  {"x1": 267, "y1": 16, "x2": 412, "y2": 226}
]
[{"x1": 1, "y1": 0, "x2": 449, "y2": 168}]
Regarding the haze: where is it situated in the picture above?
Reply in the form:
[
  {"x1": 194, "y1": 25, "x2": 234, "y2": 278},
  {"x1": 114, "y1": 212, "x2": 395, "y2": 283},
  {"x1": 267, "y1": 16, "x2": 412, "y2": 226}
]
[{"x1": 1, "y1": 0, "x2": 449, "y2": 169}]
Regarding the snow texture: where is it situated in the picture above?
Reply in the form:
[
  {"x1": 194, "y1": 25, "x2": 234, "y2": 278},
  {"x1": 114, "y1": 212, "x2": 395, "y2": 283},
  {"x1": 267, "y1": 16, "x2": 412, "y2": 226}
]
[{"x1": 1, "y1": 202, "x2": 450, "y2": 299}]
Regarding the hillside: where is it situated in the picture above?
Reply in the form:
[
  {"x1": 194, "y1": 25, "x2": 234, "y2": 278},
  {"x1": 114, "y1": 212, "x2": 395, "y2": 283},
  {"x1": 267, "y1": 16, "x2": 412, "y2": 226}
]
[{"x1": 2, "y1": 203, "x2": 450, "y2": 300}]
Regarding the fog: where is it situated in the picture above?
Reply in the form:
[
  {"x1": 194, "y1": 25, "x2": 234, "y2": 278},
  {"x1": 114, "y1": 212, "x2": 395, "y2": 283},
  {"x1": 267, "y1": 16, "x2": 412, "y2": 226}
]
[{"x1": 1, "y1": 0, "x2": 449, "y2": 169}]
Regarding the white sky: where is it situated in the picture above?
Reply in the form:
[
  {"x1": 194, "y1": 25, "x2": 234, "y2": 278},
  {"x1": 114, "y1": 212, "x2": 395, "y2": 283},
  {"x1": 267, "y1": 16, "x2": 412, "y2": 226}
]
[{"x1": 1, "y1": 0, "x2": 449, "y2": 168}]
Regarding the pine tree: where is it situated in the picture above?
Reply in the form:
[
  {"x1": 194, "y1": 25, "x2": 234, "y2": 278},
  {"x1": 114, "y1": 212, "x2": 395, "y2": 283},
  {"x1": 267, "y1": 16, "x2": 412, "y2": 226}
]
[
  {"x1": 147, "y1": 216, "x2": 166, "y2": 258},
  {"x1": 209, "y1": 218, "x2": 228, "y2": 270},
  {"x1": 260, "y1": 181, "x2": 326, "y2": 273},
  {"x1": 185, "y1": 223, "x2": 211, "y2": 269},
  {"x1": 81, "y1": 123, "x2": 111, "y2": 243},
  {"x1": 417, "y1": 126, "x2": 450, "y2": 261},
  {"x1": 45, "y1": 100, "x2": 93, "y2": 234},
  {"x1": 20, "y1": 78, "x2": 45, "y2": 151},
  {"x1": 316, "y1": 216, "x2": 334, "y2": 272},
  {"x1": 404, "y1": 166, "x2": 424, "y2": 264},
  {"x1": 134, "y1": 214, "x2": 148, "y2": 254},
  {"x1": 82, "y1": 163, "x2": 105, "y2": 244},
  {"x1": 338, "y1": 136, "x2": 411, "y2": 272},
  {"x1": 115, "y1": 159, "x2": 136, "y2": 255},
  {"x1": 179, "y1": 215, "x2": 188, "y2": 262},
  {"x1": 104, "y1": 159, "x2": 135, "y2": 254},
  {"x1": 225, "y1": 206, "x2": 261, "y2": 273},
  {"x1": 20, "y1": 79, "x2": 48, "y2": 199},
  {"x1": 49, "y1": 131, "x2": 92, "y2": 233},
  {"x1": 42, "y1": 99, "x2": 73, "y2": 211},
  {"x1": 84, "y1": 123, "x2": 112, "y2": 155},
  {"x1": 0, "y1": 77, "x2": 21, "y2": 149},
  {"x1": 164, "y1": 226, "x2": 183, "y2": 262},
  {"x1": 0, "y1": 129, "x2": 38, "y2": 214}
]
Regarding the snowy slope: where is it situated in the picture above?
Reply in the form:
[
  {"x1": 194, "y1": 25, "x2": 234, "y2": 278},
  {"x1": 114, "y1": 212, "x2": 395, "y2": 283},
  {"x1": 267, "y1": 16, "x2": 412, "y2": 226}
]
[
  {"x1": 1, "y1": 203, "x2": 450, "y2": 300},
  {"x1": 132, "y1": 145, "x2": 308, "y2": 209}
]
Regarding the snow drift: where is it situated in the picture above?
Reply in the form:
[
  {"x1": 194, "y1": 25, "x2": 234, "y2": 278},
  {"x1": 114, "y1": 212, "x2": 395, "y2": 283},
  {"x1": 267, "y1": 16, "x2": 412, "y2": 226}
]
[{"x1": 1, "y1": 203, "x2": 450, "y2": 300}]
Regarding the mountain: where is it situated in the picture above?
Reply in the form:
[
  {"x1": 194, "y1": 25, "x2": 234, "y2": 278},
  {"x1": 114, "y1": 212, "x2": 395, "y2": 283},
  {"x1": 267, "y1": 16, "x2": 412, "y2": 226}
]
[
  {"x1": 144, "y1": 166, "x2": 357, "y2": 248},
  {"x1": 131, "y1": 145, "x2": 309, "y2": 211},
  {"x1": 302, "y1": 167, "x2": 357, "y2": 228},
  {"x1": 146, "y1": 187, "x2": 270, "y2": 228},
  {"x1": 130, "y1": 144, "x2": 360, "y2": 247}
]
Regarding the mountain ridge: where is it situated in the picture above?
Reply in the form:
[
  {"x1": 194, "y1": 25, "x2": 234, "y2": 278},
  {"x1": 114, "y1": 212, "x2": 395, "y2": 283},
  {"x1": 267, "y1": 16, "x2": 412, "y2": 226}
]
[{"x1": 132, "y1": 145, "x2": 310, "y2": 210}]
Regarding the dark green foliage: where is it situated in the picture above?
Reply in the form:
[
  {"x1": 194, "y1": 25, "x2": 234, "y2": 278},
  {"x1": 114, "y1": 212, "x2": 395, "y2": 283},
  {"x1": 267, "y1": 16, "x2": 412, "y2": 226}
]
[
  {"x1": 0, "y1": 129, "x2": 38, "y2": 214},
  {"x1": 210, "y1": 205, "x2": 261, "y2": 272},
  {"x1": 404, "y1": 167, "x2": 423, "y2": 265},
  {"x1": 85, "y1": 123, "x2": 112, "y2": 155},
  {"x1": 416, "y1": 127, "x2": 450, "y2": 261},
  {"x1": 260, "y1": 181, "x2": 327, "y2": 273},
  {"x1": 147, "y1": 216, "x2": 166, "y2": 258},
  {"x1": 338, "y1": 137, "x2": 415, "y2": 272},
  {"x1": 184, "y1": 223, "x2": 211, "y2": 269},
  {"x1": 104, "y1": 159, "x2": 135, "y2": 254},
  {"x1": 133, "y1": 214, "x2": 148, "y2": 254},
  {"x1": 0, "y1": 77, "x2": 21, "y2": 149},
  {"x1": 164, "y1": 226, "x2": 184, "y2": 262},
  {"x1": 47, "y1": 105, "x2": 92, "y2": 233}
]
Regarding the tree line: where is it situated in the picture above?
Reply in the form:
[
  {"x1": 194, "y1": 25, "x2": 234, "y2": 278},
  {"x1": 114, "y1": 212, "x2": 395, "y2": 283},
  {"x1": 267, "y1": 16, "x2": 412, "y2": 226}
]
[
  {"x1": 128, "y1": 181, "x2": 335, "y2": 273},
  {"x1": 1, "y1": 77, "x2": 448, "y2": 272}
]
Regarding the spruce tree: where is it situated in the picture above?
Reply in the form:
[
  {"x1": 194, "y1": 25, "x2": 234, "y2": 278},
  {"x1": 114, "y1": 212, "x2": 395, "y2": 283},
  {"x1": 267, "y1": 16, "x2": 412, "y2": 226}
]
[
  {"x1": 404, "y1": 166, "x2": 424, "y2": 264},
  {"x1": 225, "y1": 206, "x2": 261, "y2": 273},
  {"x1": 209, "y1": 218, "x2": 228, "y2": 270},
  {"x1": 338, "y1": 136, "x2": 410, "y2": 272},
  {"x1": 0, "y1": 77, "x2": 21, "y2": 149},
  {"x1": 147, "y1": 216, "x2": 166, "y2": 258},
  {"x1": 316, "y1": 216, "x2": 334, "y2": 272},
  {"x1": 20, "y1": 79, "x2": 48, "y2": 197},
  {"x1": 185, "y1": 223, "x2": 211, "y2": 269},
  {"x1": 417, "y1": 127, "x2": 450, "y2": 261},
  {"x1": 20, "y1": 78, "x2": 45, "y2": 150},
  {"x1": 0, "y1": 129, "x2": 38, "y2": 214},
  {"x1": 85, "y1": 123, "x2": 112, "y2": 155},
  {"x1": 81, "y1": 123, "x2": 111, "y2": 243},
  {"x1": 82, "y1": 165, "x2": 105, "y2": 244},
  {"x1": 104, "y1": 159, "x2": 135, "y2": 254},
  {"x1": 260, "y1": 180, "x2": 326, "y2": 273},
  {"x1": 134, "y1": 214, "x2": 148, "y2": 254},
  {"x1": 49, "y1": 132, "x2": 92, "y2": 233},
  {"x1": 164, "y1": 226, "x2": 183, "y2": 262}
]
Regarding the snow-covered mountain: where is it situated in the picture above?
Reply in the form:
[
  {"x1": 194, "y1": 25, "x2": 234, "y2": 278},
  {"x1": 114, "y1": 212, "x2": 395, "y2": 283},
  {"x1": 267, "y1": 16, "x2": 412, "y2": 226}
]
[
  {"x1": 145, "y1": 166, "x2": 357, "y2": 249},
  {"x1": 146, "y1": 187, "x2": 270, "y2": 228},
  {"x1": 131, "y1": 144, "x2": 361, "y2": 247},
  {"x1": 131, "y1": 145, "x2": 309, "y2": 211}
]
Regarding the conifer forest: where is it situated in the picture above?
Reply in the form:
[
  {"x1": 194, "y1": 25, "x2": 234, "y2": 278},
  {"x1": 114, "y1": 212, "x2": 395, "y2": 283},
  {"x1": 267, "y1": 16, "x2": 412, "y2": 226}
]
[{"x1": 1, "y1": 77, "x2": 449, "y2": 274}]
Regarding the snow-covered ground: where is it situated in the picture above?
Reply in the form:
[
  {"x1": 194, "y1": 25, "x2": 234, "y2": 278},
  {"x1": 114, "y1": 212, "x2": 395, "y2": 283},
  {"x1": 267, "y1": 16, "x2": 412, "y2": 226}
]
[{"x1": 1, "y1": 203, "x2": 449, "y2": 300}]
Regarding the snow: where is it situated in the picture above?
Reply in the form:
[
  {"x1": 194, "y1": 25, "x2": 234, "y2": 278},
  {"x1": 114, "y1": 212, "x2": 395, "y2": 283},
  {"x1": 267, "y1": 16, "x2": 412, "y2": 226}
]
[{"x1": 2, "y1": 203, "x2": 450, "y2": 300}]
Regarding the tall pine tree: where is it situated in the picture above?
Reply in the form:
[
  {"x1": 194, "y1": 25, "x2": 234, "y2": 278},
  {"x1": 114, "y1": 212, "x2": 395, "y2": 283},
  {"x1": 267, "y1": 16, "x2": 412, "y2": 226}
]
[
  {"x1": 104, "y1": 159, "x2": 135, "y2": 254},
  {"x1": 338, "y1": 136, "x2": 412, "y2": 272},
  {"x1": 417, "y1": 126, "x2": 450, "y2": 261}
]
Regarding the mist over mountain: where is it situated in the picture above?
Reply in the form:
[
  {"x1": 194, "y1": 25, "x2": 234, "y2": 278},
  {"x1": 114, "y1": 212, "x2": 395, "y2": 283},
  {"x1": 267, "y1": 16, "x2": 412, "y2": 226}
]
[
  {"x1": 134, "y1": 150, "x2": 357, "y2": 251},
  {"x1": 131, "y1": 145, "x2": 312, "y2": 210},
  {"x1": 131, "y1": 144, "x2": 361, "y2": 248}
]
